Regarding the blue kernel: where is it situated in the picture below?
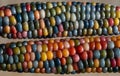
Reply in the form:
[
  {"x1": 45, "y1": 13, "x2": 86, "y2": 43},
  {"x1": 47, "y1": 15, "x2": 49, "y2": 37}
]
[
  {"x1": 28, "y1": 11, "x2": 34, "y2": 21},
  {"x1": 16, "y1": 23, "x2": 22, "y2": 32}
]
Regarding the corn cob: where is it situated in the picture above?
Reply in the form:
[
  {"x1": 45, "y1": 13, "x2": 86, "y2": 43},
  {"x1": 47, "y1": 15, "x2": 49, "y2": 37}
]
[
  {"x1": 0, "y1": 36, "x2": 120, "y2": 73},
  {"x1": 0, "y1": 2, "x2": 120, "y2": 39}
]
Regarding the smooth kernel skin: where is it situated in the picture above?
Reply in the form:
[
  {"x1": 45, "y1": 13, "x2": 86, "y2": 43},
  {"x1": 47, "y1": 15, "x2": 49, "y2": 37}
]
[
  {"x1": 94, "y1": 59, "x2": 99, "y2": 68},
  {"x1": 115, "y1": 40, "x2": 120, "y2": 48},
  {"x1": 107, "y1": 41, "x2": 115, "y2": 49},
  {"x1": 50, "y1": 8, "x2": 56, "y2": 16},
  {"x1": 114, "y1": 48, "x2": 120, "y2": 58},
  {"x1": 67, "y1": 64, "x2": 73, "y2": 73},
  {"x1": 65, "y1": 12, "x2": 70, "y2": 21},
  {"x1": 0, "y1": 55, "x2": 4, "y2": 63},
  {"x1": 46, "y1": 51, "x2": 53, "y2": 60},
  {"x1": 28, "y1": 11, "x2": 34, "y2": 21},
  {"x1": 80, "y1": 51, "x2": 88, "y2": 60},
  {"x1": 78, "y1": 60, "x2": 84, "y2": 70},
  {"x1": 70, "y1": 13, "x2": 76, "y2": 22},
  {"x1": 50, "y1": 17, "x2": 56, "y2": 26},
  {"x1": 22, "y1": 12, "x2": 28, "y2": 22},
  {"x1": 56, "y1": 50, "x2": 62, "y2": 58},
  {"x1": 93, "y1": 50, "x2": 100, "y2": 59},
  {"x1": 116, "y1": 10, "x2": 120, "y2": 18},
  {"x1": 25, "y1": 53, "x2": 30, "y2": 62},
  {"x1": 60, "y1": 57, "x2": 66, "y2": 65},
  {"x1": 35, "y1": 51, "x2": 41, "y2": 61},
  {"x1": 19, "y1": 54, "x2": 24, "y2": 62},
  {"x1": 94, "y1": 20, "x2": 99, "y2": 29},
  {"x1": 41, "y1": 52, "x2": 47, "y2": 61},
  {"x1": 22, "y1": 22, "x2": 29, "y2": 31},
  {"x1": 3, "y1": 25, "x2": 10, "y2": 33},
  {"x1": 38, "y1": 61, "x2": 43, "y2": 68},
  {"x1": 62, "y1": 49, "x2": 69, "y2": 57},
  {"x1": 69, "y1": 47, "x2": 76, "y2": 56},
  {"x1": 76, "y1": 45, "x2": 84, "y2": 54},
  {"x1": 114, "y1": 18, "x2": 119, "y2": 26},
  {"x1": 34, "y1": 10, "x2": 40, "y2": 20},
  {"x1": 11, "y1": 26, "x2": 17, "y2": 34},
  {"x1": 100, "y1": 50, "x2": 107, "y2": 58},
  {"x1": 9, "y1": 16, "x2": 17, "y2": 25},
  {"x1": 66, "y1": 56, "x2": 73, "y2": 64},
  {"x1": 26, "y1": 45, "x2": 32, "y2": 53},
  {"x1": 3, "y1": 16, "x2": 9, "y2": 26},
  {"x1": 47, "y1": 2, "x2": 53, "y2": 9},
  {"x1": 4, "y1": 8, "x2": 12, "y2": 16},
  {"x1": 43, "y1": 28, "x2": 48, "y2": 37},
  {"x1": 27, "y1": 61, "x2": 33, "y2": 69},
  {"x1": 13, "y1": 47, "x2": 20, "y2": 55},
  {"x1": 108, "y1": 18, "x2": 114, "y2": 26},
  {"x1": 49, "y1": 60, "x2": 55, "y2": 68},
  {"x1": 111, "y1": 59, "x2": 116, "y2": 67},
  {"x1": 72, "y1": 54, "x2": 80, "y2": 62},
  {"x1": 87, "y1": 51, "x2": 93, "y2": 59},
  {"x1": 40, "y1": 10, "x2": 46, "y2": 19},
  {"x1": 55, "y1": 7, "x2": 61, "y2": 15},
  {"x1": 103, "y1": 19, "x2": 109, "y2": 28},
  {"x1": 39, "y1": 19, "x2": 45, "y2": 29},
  {"x1": 0, "y1": 10, "x2": 4, "y2": 17},
  {"x1": 107, "y1": 49, "x2": 114, "y2": 59},
  {"x1": 95, "y1": 42, "x2": 102, "y2": 50},
  {"x1": 42, "y1": 44, "x2": 48, "y2": 52},
  {"x1": 30, "y1": 52, "x2": 35, "y2": 61},
  {"x1": 83, "y1": 43, "x2": 89, "y2": 51}
]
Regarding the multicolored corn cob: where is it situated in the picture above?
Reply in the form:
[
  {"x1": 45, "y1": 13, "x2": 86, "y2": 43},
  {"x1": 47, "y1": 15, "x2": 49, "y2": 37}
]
[
  {"x1": 1, "y1": 1, "x2": 120, "y2": 74},
  {"x1": 0, "y1": 2, "x2": 120, "y2": 39},
  {"x1": 0, "y1": 36, "x2": 120, "y2": 73}
]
